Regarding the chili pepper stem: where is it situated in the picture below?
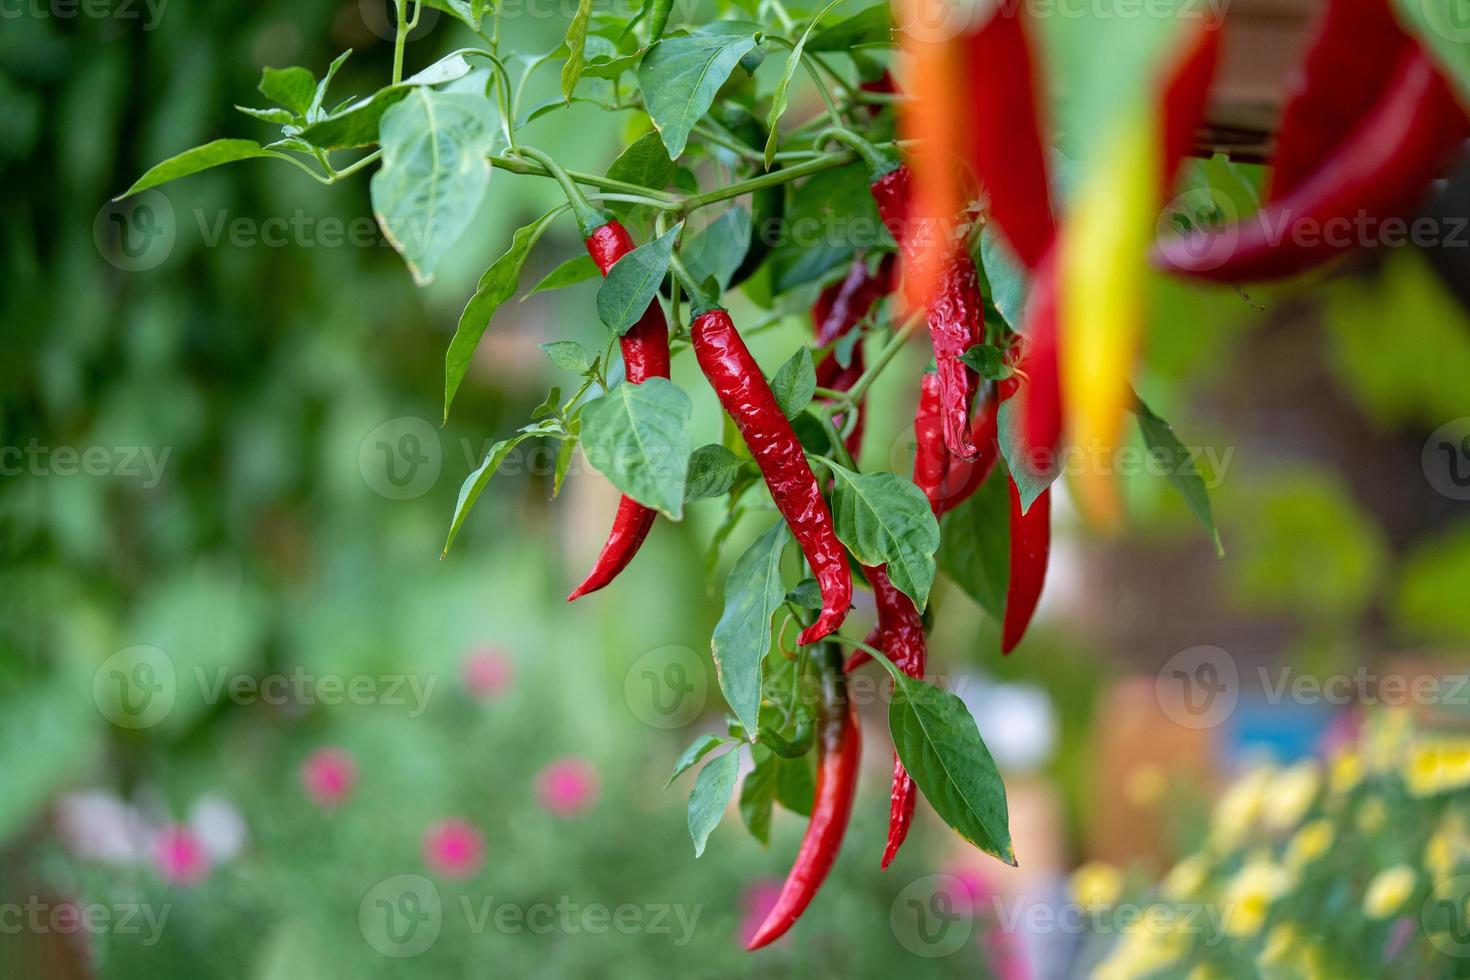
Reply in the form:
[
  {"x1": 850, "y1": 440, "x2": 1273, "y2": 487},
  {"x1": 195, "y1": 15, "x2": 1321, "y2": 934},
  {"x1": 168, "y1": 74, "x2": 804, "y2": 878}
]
[
  {"x1": 513, "y1": 146, "x2": 611, "y2": 237},
  {"x1": 814, "y1": 126, "x2": 900, "y2": 180}
]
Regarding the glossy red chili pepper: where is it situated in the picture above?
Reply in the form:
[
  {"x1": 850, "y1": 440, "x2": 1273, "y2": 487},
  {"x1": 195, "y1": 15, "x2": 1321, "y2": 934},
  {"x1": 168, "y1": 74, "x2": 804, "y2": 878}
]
[
  {"x1": 1018, "y1": 250, "x2": 1061, "y2": 478},
  {"x1": 691, "y1": 308, "x2": 852, "y2": 645},
  {"x1": 1155, "y1": 44, "x2": 1470, "y2": 282},
  {"x1": 1270, "y1": 0, "x2": 1411, "y2": 200},
  {"x1": 746, "y1": 644, "x2": 860, "y2": 949},
  {"x1": 566, "y1": 221, "x2": 672, "y2": 601},
  {"x1": 964, "y1": 10, "x2": 1055, "y2": 270}
]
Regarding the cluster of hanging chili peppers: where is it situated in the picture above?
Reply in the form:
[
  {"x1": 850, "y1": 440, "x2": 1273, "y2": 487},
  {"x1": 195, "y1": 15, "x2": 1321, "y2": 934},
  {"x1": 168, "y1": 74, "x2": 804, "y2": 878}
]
[{"x1": 554, "y1": 0, "x2": 1469, "y2": 948}]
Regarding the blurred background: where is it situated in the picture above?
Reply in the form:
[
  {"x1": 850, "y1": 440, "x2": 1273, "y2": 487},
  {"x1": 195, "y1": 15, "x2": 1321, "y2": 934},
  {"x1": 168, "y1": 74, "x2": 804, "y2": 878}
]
[{"x1": 3, "y1": 1, "x2": 1470, "y2": 977}]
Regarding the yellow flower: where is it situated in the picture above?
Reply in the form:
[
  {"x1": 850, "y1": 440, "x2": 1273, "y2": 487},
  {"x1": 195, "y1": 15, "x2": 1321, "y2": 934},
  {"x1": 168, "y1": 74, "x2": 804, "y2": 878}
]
[
  {"x1": 1162, "y1": 854, "x2": 1210, "y2": 900},
  {"x1": 1356, "y1": 797, "x2": 1387, "y2": 834},
  {"x1": 1071, "y1": 861, "x2": 1124, "y2": 908},
  {"x1": 1364, "y1": 865, "x2": 1417, "y2": 919},
  {"x1": 1286, "y1": 819, "x2": 1335, "y2": 869},
  {"x1": 1090, "y1": 907, "x2": 1188, "y2": 980},
  {"x1": 1211, "y1": 766, "x2": 1275, "y2": 849},
  {"x1": 1222, "y1": 859, "x2": 1294, "y2": 937},
  {"x1": 1329, "y1": 751, "x2": 1362, "y2": 795},
  {"x1": 1264, "y1": 761, "x2": 1321, "y2": 832},
  {"x1": 1405, "y1": 738, "x2": 1470, "y2": 798}
]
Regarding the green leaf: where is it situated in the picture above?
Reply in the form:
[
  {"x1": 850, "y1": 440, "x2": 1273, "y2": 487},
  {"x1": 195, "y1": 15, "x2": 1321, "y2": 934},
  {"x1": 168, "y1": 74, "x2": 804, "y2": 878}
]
[
  {"x1": 685, "y1": 443, "x2": 746, "y2": 501},
  {"x1": 682, "y1": 206, "x2": 752, "y2": 291},
  {"x1": 776, "y1": 752, "x2": 814, "y2": 816},
  {"x1": 1395, "y1": 0, "x2": 1470, "y2": 109},
  {"x1": 531, "y1": 386, "x2": 562, "y2": 420},
  {"x1": 606, "y1": 129, "x2": 677, "y2": 196},
  {"x1": 296, "y1": 52, "x2": 478, "y2": 150},
  {"x1": 826, "y1": 464, "x2": 940, "y2": 610},
  {"x1": 562, "y1": 0, "x2": 595, "y2": 100},
  {"x1": 579, "y1": 377, "x2": 693, "y2": 518},
  {"x1": 937, "y1": 465, "x2": 1010, "y2": 620},
  {"x1": 763, "y1": 0, "x2": 845, "y2": 168},
  {"x1": 959, "y1": 344, "x2": 1012, "y2": 381},
  {"x1": 597, "y1": 222, "x2": 681, "y2": 335},
  {"x1": 806, "y1": 4, "x2": 891, "y2": 51},
  {"x1": 370, "y1": 89, "x2": 500, "y2": 285},
  {"x1": 539, "y1": 340, "x2": 595, "y2": 375},
  {"x1": 308, "y1": 50, "x2": 354, "y2": 122},
  {"x1": 668, "y1": 733, "x2": 729, "y2": 786},
  {"x1": 890, "y1": 674, "x2": 1014, "y2": 864},
  {"x1": 637, "y1": 23, "x2": 762, "y2": 159},
  {"x1": 236, "y1": 105, "x2": 297, "y2": 125},
  {"x1": 997, "y1": 398, "x2": 1058, "y2": 511},
  {"x1": 526, "y1": 254, "x2": 600, "y2": 297},
  {"x1": 423, "y1": 0, "x2": 484, "y2": 30},
  {"x1": 785, "y1": 578, "x2": 822, "y2": 610},
  {"x1": 739, "y1": 745, "x2": 779, "y2": 845},
  {"x1": 554, "y1": 418, "x2": 580, "y2": 498},
  {"x1": 769, "y1": 163, "x2": 886, "y2": 291},
  {"x1": 259, "y1": 66, "x2": 316, "y2": 116},
  {"x1": 1132, "y1": 395, "x2": 1224, "y2": 557},
  {"x1": 444, "y1": 209, "x2": 563, "y2": 421},
  {"x1": 711, "y1": 520, "x2": 790, "y2": 736},
  {"x1": 688, "y1": 748, "x2": 742, "y2": 856},
  {"x1": 978, "y1": 222, "x2": 1031, "y2": 330},
  {"x1": 770, "y1": 347, "x2": 816, "y2": 419},
  {"x1": 442, "y1": 435, "x2": 531, "y2": 555},
  {"x1": 117, "y1": 140, "x2": 294, "y2": 199}
]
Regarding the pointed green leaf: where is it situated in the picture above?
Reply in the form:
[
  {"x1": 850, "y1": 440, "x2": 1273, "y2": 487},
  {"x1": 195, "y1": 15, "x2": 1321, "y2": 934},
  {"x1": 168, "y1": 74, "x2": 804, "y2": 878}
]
[
  {"x1": 739, "y1": 745, "x2": 779, "y2": 845},
  {"x1": 668, "y1": 733, "x2": 728, "y2": 786},
  {"x1": 710, "y1": 520, "x2": 790, "y2": 736},
  {"x1": 539, "y1": 340, "x2": 595, "y2": 375},
  {"x1": 682, "y1": 206, "x2": 752, "y2": 291},
  {"x1": 637, "y1": 23, "x2": 762, "y2": 159},
  {"x1": 259, "y1": 66, "x2": 316, "y2": 116},
  {"x1": 526, "y1": 254, "x2": 599, "y2": 298},
  {"x1": 937, "y1": 465, "x2": 1010, "y2": 619},
  {"x1": 688, "y1": 748, "x2": 741, "y2": 857},
  {"x1": 444, "y1": 209, "x2": 563, "y2": 421},
  {"x1": 596, "y1": 222, "x2": 681, "y2": 335},
  {"x1": 606, "y1": 130, "x2": 676, "y2": 199},
  {"x1": 684, "y1": 443, "x2": 746, "y2": 501},
  {"x1": 806, "y1": 5, "x2": 891, "y2": 51},
  {"x1": 826, "y1": 464, "x2": 940, "y2": 610},
  {"x1": 1133, "y1": 395, "x2": 1224, "y2": 557},
  {"x1": 997, "y1": 398, "x2": 1058, "y2": 512},
  {"x1": 579, "y1": 377, "x2": 693, "y2": 518},
  {"x1": 308, "y1": 50, "x2": 354, "y2": 122},
  {"x1": 370, "y1": 89, "x2": 500, "y2": 285},
  {"x1": 296, "y1": 52, "x2": 477, "y2": 149},
  {"x1": 561, "y1": 0, "x2": 595, "y2": 100},
  {"x1": 117, "y1": 140, "x2": 294, "y2": 199},
  {"x1": 769, "y1": 346, "x2": 816, "y2": 419},
  {"x1": 763, "y1": 0, "x2": 845, "y2": 168},
  {"x1": 442, "y1": 434, "x2": 531, "y2": 555}
]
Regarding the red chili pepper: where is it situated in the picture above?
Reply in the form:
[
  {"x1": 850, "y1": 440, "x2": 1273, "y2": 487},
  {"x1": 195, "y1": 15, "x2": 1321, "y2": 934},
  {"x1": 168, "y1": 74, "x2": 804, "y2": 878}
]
[
  {"x1": 1158, "y1": 19, "x2": 1222, "y2": 196},
  {"x1": 963, "y1": 10, "x2": 1056, "y2": 270},
  {"x1": 999, "y1": 375, "x2": 1051, "y2": 654},
  {"x1": 746, "y1": 643, "x2": 860, "y2": 949},
  {"x1": 565, "y1": 222, "x2": 671, "y2": 601},
  {"x1": 1155, "y1": 44, "x2": 1469, "y2": 282},
  {"x1": 1018, "y1": 249, "x2": 1061, "y2": 479},
  {"x1": 862, "y1": 565, "x2": 925, "y2": 868},
  {"x1": 862, "y1": 156, "x2": 985, "y2": 461},
  {"x1": 691, "y1": 307, "x2": 852, "y2": 645},
  {"x1": 812, "y1": 254, "x2": 897, "y2": 458},
  {"x1": 1269, "y1": 0, "x2": 1411, "y2": 201}
]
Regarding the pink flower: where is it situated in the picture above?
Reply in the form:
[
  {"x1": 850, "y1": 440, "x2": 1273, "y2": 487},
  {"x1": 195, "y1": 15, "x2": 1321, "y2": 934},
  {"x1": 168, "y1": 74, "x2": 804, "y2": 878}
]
[
  {"x1": 422, "y1": 818, "x2": 485, "y2": 879},
  {"x1": 535, "y1": 758, "x2": 599, "y2": 817},
  {"x1": 462, "y1": 649, "x2": 514, "y2": 700},
  {"x1": 738, "y1": 879, "x2": 784, "y2": 947},
  {"x1": 301, "y1": 748, "x2": 357, "y2": 808},
  {"x1": 153, "y1": 825, "x2": 210, "y2": 886}
]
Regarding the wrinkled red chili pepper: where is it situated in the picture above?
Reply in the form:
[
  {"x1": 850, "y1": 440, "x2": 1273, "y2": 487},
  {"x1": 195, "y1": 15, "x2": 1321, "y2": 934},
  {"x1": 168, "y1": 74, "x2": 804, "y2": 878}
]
[
  {"x1": 1156, "y1": 44, "x2": 1469, "y2": 281},
  {"x1": 691, "y1": 306, "x2": 852, "y2": 645},
  {"x1": 845, "y1": 143, "x2": 985, "y2": 462},
  {"x1": 1269, "y1": 0, "x2": 1411, "y2": 200},
  {"x1": 746, "y1": 643, "x2": 860, "y2": 949},
  {"x1": 812, "y1": 254, "x2": 897, "y2": 458},
  {"x1": 963, "y1": 9, "x2": 1056, "y2": 270},
  {"x1": 862, "y1": 566, "x2": 925, "y2": 868},
  {"x1": 559, "y1": 196, "x2": 671, "y2": 601}
]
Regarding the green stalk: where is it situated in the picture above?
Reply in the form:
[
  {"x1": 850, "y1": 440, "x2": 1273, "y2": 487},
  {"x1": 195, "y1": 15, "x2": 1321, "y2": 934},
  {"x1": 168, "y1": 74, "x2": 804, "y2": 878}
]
[{"x1": 488, "y1": 154, "x2": 683, "y2": 205}]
